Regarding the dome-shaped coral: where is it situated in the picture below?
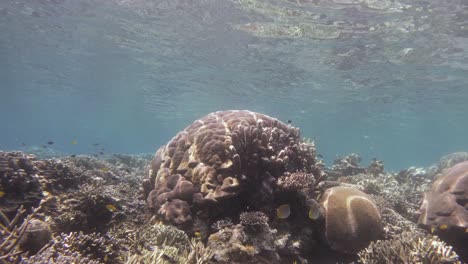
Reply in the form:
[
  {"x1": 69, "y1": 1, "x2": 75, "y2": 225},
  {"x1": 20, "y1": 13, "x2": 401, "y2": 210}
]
[
  {"x1": 319, "y1": 186, "x2": 383, "y2": 254},
  {"x1": 418, "y1": 160, "x2": 468, "y2": 261},
  {"x1": 143, "y1": 110, "x2": 321, "y2": 230}
]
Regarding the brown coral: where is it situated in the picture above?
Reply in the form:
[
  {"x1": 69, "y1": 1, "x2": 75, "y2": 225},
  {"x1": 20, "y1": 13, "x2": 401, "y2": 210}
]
[
  {"x1": 418, "y1": 160, "x2": 468, "y2": 261},
  {"x1": 0, "y1": 152, "x2": 43, "y2": 218},
  {"x1": 144, "y1": 110, "x2": 321, "y2": 229},
  {"x1": 319, "y1": 186, "x2": 383, "y2": 254}
]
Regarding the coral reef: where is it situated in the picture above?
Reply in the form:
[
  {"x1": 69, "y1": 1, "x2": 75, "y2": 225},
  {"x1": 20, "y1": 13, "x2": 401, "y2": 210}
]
[
  {"x1": 418, "y1": 160, "x2": 468, "y2": 261},
  {"x1": 325, "y1": 154, "x2": 384, "y2": 180},
  {"x1": 0, "y1": 151, "x2": 150, "y2": 263},
  {"x1": 426, "y1": 152, "x2": 468, "y2": 179},
  {"x1": 333, "y1": 156, "x2": 430, "y2": 222},
  {"x1": 3, "y1": 111, "x2": 468, "y2": 264},
  {"x1": 319, "y1": 186, "x2": 383, "y2": 254}
]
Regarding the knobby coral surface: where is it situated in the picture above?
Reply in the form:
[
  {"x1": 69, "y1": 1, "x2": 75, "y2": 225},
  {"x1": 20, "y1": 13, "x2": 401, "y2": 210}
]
[{"x1": 143, "y1": 110, "x2": 322, "y2": 231}]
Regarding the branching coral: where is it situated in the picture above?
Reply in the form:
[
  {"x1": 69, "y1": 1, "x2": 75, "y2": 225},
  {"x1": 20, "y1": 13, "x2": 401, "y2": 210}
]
[
  {"x1": 49, "y1": 185, "x2": 117, "y2": 233},
  {"x1": 239, "y1": 212, "x2": 269, "y2": 230},
  {"x1": 125, "y1": 238, "x2": 212, "y2": 264},
  {"x1": 1, "y1": 205, "x2": 53, "y2": 263},
  {"x1": 22, "y1": 246, "x2": 100, "y2": 264},
  {"x1": 276, "y1": 172, "x2": 315, "y2": 191},
  {"x1": 49, "y1": 232, "x2": 124, "y2": 263},
  {"x1": 137, "y1": 223, "x2": 190, "y2": 251},
  {"x1": 358, "y1": 232, "x2": 461, "y2": 264},
  {"x1": 1, "y1": 207, "x2": 29, "y2": 263},
  {"x1": 342, "y1": 171, "x2": 421, "y2": 221}
]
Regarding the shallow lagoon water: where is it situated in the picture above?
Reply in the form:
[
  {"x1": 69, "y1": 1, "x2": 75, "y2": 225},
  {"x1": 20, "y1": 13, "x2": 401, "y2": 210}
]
[{"x1": 0, "y1": 0, "x2": 467, "y2": 170}]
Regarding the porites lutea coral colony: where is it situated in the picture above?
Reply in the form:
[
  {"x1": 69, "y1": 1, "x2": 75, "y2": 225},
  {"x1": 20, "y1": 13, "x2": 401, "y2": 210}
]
[{"x1": 142, "y1": 110, "x2": 383, "y2": 262}]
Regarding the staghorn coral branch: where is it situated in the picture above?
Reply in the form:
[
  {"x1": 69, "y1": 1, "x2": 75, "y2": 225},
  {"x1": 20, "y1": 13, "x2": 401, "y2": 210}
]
[
  {"x1": 0, "y1": 212, "x2": 10, "y2": 228},
  {"x1": 8, "y1": 206, "x2": 26, "y2": 230}
]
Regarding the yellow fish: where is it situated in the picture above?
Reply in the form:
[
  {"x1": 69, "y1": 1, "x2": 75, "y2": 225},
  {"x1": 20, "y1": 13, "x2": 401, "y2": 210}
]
[
  {"x1": 194, "y1": 231, "x2": 202, "y2": 237},
  {"x1": 71, "y1": 140, "x2": 77, "y2": 145},
  {"x1": 0, "y1": 191, "x2": 5, "y2": 198},
  {"x1": 100, "y1": 167, "x2": 110, "y2": 173},
  {"x1": 430, "y1": 227, "x2": 436, "y2": 233},
  {"x1": 308, "y1": 208, "x2": 320, "y2": 220},
  {"x1": 438, "y1": 224, "x2": 449, "y2": 230},
  {"x1": 277, "y1": 204, "x2": 291, "y2": 219},
  {"x1": 106, "y1": 204, "x2": 117, "y2": 212}
]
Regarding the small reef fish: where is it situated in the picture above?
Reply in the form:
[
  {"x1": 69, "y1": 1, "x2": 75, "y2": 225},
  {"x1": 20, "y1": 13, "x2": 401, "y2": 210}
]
[
  {"x1": 71, "y1": 140, "x2": 77, "y2": 145},
  {"x1": 105, "y1": 204, "x2": 117, "y2": 212},
  {"x1": 70, "y1": 154, "x2": 77, "y2": 158},
  {"x1": 100, "y1": 167, "x2": 110, "y2": 173},
  {"x1": 47, "y1": 141, "x2": 54, "y2": 145},
  {"x1": 277, "y1": 204, "x2": 291, "y2": 219},
  {"x1": 0, "y1": 191, "x2": 5, "y2": 198},
  {"x1": 194, "y1": 231, "x2": 202, "y2": 237},
  {"x1": 307, "y1": 199, "x2": 322, "y2": 220},
  {"x1": 308, "y1": 208, "x2": 320, "y2": 220},
  {"x1": 438, "y1": 224, "x2": 448, "y2": 230}
]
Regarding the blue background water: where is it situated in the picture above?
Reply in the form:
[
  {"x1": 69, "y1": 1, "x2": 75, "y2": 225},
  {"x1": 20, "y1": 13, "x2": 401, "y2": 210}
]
[{"x1": 0, "y1": 0, "x2": 467, "y2": 170}]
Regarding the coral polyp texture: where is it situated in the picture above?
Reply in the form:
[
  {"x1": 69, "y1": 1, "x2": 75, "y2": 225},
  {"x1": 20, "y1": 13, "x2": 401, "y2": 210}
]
[
  {"x1": 319, "y1": 186, "x2": 383, "y2": 254},
  {"x1": 418, "y1": 160, "x2": 468, "y2": 261},
  {"x1": 143, "y1": 110, "x2": 322, "y2": 230}
]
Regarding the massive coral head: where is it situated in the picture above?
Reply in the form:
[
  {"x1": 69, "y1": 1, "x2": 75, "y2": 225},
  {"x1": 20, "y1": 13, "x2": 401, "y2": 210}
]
[{"x1": 143, "y1": 110, "x2": 322, "y2": 231}]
